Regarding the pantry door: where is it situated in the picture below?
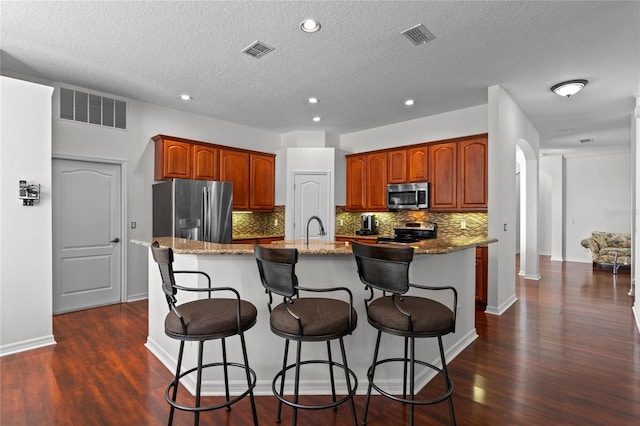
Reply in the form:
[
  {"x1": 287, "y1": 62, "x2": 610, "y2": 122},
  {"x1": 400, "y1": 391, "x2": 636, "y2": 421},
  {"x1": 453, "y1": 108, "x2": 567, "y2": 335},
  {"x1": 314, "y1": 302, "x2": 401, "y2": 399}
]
[
  {"x1": 292, "y1": 172, "x2": 330, "y2": 241},
  {"x1": 52, "y1": 158, "x2": 123, "y2": 314}
]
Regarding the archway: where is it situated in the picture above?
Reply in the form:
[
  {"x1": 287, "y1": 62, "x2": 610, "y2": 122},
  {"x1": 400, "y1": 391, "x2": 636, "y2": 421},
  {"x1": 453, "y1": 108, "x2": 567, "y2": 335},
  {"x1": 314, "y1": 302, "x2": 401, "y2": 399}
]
[{"x1": 516, "y1": 139, "x2": 541, "y2": 280}]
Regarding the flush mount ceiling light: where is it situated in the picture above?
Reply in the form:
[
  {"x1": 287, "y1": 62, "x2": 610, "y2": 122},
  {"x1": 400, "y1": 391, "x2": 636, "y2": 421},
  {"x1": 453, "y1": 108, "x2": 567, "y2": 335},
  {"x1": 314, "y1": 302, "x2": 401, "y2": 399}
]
[
  {"x1": 308, "y1": 97, "x2": 319, "y2": 104},
  {"x1": 300, "y1": 19, "x2": 321, "y2": 33},
  {"x1": 179, "y1": 94, "x2": 193, "y2": 101},
  {"x1": 312, "y1": 116, "x2": 322, "y2": 122},
  {"x1": 404, "y1": 99, "x2": 415, "y2": 106},
  {"x1": 550, "y1": 79, "x2": 588, "y2": 97}
]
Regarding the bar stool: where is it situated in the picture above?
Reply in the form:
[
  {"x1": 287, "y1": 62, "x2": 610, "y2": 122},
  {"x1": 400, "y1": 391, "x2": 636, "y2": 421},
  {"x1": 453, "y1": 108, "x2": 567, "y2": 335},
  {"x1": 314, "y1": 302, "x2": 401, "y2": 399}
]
[
  {"x1": 351, "y1": 241, "x2": 458, "y2": 426},
  {"x1": 150, "y1": 241, "x2": 258, "y2": 426},
  {"x1": 253, "y1": 244, "x2": 358, "y2": 426}
]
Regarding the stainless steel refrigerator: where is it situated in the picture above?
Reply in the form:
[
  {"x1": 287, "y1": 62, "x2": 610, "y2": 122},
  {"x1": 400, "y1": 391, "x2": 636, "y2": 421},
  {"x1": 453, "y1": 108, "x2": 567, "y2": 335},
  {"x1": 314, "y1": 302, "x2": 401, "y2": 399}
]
[{"x1": 153, "y1": 179, "x2": 233, "y2": 243}]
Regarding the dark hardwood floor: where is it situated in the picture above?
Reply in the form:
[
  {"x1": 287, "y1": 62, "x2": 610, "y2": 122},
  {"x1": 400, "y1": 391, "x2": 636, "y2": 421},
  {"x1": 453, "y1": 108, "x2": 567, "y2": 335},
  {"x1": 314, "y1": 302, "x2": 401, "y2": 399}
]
[{"x1": 1, "y1": 257, "x2": 638, "y2": 425}]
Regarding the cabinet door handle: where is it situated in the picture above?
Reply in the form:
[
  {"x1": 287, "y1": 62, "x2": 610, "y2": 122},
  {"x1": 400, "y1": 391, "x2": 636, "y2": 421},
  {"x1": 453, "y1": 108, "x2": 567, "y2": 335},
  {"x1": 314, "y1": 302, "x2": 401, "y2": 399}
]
[{"x1": 110, "y1": 238, "x2": 120, "y2": 243}]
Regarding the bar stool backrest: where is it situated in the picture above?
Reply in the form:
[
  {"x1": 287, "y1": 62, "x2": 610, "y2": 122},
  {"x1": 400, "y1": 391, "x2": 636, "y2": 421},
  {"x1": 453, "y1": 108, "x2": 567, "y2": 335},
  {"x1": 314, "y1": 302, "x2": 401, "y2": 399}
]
[
  {"x1": 351, "y1": 242, "x2": 414, "y2": 294},
  {"x1": 254, "y1": 244, "x2": 299, "y2": 298},
  {"x1": 150, "y1": 241, "x2": 178, "y2": 308}
]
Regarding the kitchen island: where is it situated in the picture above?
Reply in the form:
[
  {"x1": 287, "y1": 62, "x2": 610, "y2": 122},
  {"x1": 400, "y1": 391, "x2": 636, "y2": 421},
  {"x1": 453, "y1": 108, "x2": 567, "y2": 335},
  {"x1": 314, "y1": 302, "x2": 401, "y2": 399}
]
[{"x1": 136, "y1": 236, "x2": 496, "y2": 397}]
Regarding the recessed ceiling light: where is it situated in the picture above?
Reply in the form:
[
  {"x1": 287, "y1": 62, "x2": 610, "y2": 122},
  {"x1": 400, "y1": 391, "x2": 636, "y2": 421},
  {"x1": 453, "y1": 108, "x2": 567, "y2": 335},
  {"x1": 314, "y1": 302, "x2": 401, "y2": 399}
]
[
  {"x1": 404, "y1": 99, "x2": 415, "y2": 106},
  {"x1": 312, "y1": 116, "x2": 322, "y2": 122},
  {"x1": 179, "y1": 94, "x2": 193, "y2": 101},
  {"x1": 308, "y1": 97, "x2": 319, "y2": 104},
  {"x1": 300, "y1": 19, "x2": 321, "y2": 33},
  {"x1": 550, "y1": 79, "x2": 588, "y2": 97}
]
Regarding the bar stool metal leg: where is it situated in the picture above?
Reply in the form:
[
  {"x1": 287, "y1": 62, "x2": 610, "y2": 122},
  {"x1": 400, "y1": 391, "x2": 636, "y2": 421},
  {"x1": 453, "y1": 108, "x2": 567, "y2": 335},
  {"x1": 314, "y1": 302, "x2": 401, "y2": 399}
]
[
  {"x1": 293, "y1": 340, "x2": 303, "y2": 426},
  {"x1": 327, "y1": 341, "x2": 337, "y2": 407},
  {"x1": 240, "y1": 332, "x2": 259, "y2": 426},
  {"x1": 195, "y1": 341, "x2": 205, "y2": 426},
  {"x1": 221, "y1": 338, "x2": 231, "y2": 411},
  {"x1": 409, "y1": 337, "x2": 415, "y2": 426},
  {"x1": 168, "y1": 341, "x2": 185, "y2": 426},
  {"x1": 275, "y1": 339, "x2": 290, "y2": 423},
  {"x1": 362, "y1": 329, "x2": 382, "y2": 425},
  {"x1": 439, "y1": 336, "x2": 456, "y2": 425},
  {"x1": 339, "y1": 337, "x2": 359, "y2": 426}
]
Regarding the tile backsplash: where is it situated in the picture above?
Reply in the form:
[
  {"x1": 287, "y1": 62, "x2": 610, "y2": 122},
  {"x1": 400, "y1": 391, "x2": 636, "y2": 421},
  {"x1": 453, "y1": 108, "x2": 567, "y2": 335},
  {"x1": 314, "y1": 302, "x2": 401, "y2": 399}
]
[
  {"x1": 232, "y1": 205, "x2": 285, "y2": 236},
  {"x1": 233, "y1": 205, "x2": 487, "y2": 239},
  {"x1": 335, "y1": 206, "x2": 487, "y2": 239}
]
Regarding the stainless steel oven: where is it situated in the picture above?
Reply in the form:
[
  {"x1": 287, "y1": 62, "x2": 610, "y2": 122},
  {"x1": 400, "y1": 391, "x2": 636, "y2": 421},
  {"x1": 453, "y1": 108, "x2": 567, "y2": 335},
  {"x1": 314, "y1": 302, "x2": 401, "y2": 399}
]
[{"x1": 387, "y1": 182, "x2": 429, "y2": 210}]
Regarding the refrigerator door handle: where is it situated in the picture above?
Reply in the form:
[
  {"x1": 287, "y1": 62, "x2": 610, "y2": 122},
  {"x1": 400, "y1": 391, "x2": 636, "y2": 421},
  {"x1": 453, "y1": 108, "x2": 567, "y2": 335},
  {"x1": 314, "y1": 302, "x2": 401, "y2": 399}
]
[{"x1": 202, "y1": 186, "x2": 210, "y2": 242}]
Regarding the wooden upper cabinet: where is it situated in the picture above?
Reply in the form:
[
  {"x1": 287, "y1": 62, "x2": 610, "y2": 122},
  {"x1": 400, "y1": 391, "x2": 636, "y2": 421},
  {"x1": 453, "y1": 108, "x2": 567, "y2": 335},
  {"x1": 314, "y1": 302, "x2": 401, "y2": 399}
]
[
  {"x1": 458, "y1": 137, "x2": 488, "y2": 210},
  {"x1": 346, "y1": 155, "x2": 367, "y2": 211},
  {"x1": 220, "y1": 149, "x2": 250, "y2": 210},
  {"x1": 366, "y1": 152, "x2": 388, "y2": 211},
  {"x1": 192, "y1": 144, "x2": 219, "y2": 181},
  {"x1": 429, "y1": 142, "x2": 458, "y2": 210},
  {"x1": 250, "y1": 154, "x2": 275, "y2": 211},
  {"x1": 408, "y1": 146, "x2": 429, "y2": 182},
  {"x1": 387, "y1": 149, "x2": 407, "y2": 184},
  {"x1": 154, "y1": 138, "x2": 191, "y2": 180}
]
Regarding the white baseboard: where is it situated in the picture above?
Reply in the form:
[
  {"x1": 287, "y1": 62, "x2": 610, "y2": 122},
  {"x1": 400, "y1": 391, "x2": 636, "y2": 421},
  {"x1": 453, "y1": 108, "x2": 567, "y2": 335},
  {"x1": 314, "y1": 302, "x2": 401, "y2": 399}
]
[
  {"x1": 127, "y1": 293, "x2": 148, "y2": 302},
  {"x1": 485, "y1": 293, "x2": 518, "y2": 316},
  {"x1": 633, "y1": 304, "x2": 640, "y2": 335},
  {"x1": 0, "y1": 334, "x2": 56, "y2": 357}
]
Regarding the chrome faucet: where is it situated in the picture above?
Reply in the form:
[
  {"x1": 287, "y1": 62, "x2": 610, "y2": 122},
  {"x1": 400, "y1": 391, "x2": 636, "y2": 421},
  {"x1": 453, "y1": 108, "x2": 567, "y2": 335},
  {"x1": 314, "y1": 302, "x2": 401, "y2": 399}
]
[{"x1": 305, "y1": 215, "x2": 326, "y2": 246}]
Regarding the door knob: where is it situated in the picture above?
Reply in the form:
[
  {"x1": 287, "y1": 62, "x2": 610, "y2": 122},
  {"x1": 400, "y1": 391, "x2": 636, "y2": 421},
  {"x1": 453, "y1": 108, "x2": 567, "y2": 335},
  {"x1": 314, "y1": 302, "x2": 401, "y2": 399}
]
[{"x1": 110, "y1": 238, "x2": 120, "y2": 243}]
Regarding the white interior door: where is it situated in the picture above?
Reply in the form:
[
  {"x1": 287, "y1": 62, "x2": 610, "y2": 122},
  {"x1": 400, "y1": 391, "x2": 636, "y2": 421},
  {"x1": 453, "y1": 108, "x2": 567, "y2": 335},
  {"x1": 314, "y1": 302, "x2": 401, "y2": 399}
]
[
  {"x1": 52, "y1": 159, "x2": 122, "y2": 314},
  {"x1": 293, "y1": 173, "x2": 329, "y2": 241}
]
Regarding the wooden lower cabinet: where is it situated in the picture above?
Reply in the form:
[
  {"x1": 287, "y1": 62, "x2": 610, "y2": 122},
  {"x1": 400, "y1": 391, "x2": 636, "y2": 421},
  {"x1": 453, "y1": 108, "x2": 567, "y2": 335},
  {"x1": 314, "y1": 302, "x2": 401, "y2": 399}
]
[{"x1": 475, "y1": 246, "x2": 488, "y2": 309}]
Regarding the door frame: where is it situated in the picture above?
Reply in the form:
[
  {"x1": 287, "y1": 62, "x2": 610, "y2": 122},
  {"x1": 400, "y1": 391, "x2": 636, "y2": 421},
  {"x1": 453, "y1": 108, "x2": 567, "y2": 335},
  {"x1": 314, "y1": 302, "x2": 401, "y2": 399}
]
[{"x1": 52, "y1": 154, "x2": 128, "y2": 304}]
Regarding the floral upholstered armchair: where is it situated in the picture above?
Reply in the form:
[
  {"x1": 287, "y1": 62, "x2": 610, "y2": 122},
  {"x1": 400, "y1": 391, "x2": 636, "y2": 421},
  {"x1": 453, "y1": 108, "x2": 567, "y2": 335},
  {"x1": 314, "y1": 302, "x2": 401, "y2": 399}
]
[{"x1": 580, "y1": 231, "x2": 632, "y2": 272}]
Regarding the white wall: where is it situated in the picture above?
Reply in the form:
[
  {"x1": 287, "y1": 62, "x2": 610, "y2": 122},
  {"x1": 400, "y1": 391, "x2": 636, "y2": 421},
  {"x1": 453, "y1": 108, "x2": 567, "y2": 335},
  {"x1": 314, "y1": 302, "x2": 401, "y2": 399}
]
[
  {"x1": 539, "y1": 155, "x2": 565, "y2": 261},
  {"x1": 487, "y1": 85, "x2": 540, "y2": 314},
  {"x1": 52, "y1": 85, "x2": 282, "y2": 300},
  {"x1": 0, "y1": 77, "x2": 56, "y2": 355},
  {"x1": 565, "y1": 153, "x2": 632, "y2": 263},
  {"x1": 340, "y1": 104, "x2": 488, "y2": 153},
  {"x1": 284, "y1": 147, "x2": 336, "y2": 240}
]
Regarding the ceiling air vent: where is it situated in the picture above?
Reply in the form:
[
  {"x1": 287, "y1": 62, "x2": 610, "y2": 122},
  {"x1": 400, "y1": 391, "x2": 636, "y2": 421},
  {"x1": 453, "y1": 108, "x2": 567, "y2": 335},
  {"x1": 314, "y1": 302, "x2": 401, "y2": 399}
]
[
  {"x1": 401, "y1": 24, "x2": 436, "y2": 46},
  {"x1": 59, "y1": 87, "x2": 127, "y2": 130},
  {"x1": 242, "y1": 40, "x2": 275, "y2": 59}
]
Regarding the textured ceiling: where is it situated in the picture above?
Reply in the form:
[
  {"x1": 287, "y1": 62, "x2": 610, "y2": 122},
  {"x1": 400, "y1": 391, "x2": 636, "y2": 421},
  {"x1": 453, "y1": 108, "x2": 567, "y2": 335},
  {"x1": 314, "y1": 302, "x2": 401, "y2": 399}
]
[{"x1": 1, "y1": 1, "x2": 638, "y2": 155}]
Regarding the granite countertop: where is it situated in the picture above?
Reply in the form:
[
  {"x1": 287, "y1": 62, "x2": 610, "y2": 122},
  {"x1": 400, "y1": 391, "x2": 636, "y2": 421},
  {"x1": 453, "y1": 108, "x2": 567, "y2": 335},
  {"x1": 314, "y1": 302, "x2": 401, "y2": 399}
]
[
  {"x1": 335, "y1": 233, "x2": 381, "y2": 240},
  {"x1": 132, "y1": 236, "x2": 497, "y2": 255},
  {"x1": 232, "y1": 234, "x2": 284, "y2": 240}
]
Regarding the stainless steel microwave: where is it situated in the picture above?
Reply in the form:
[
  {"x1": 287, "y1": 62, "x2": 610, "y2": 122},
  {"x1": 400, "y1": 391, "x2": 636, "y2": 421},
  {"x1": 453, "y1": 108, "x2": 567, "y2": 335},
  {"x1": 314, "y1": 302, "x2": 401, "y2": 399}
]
[{"x1": 387, "y1": 182, "x2": 429, "y2": 210}]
